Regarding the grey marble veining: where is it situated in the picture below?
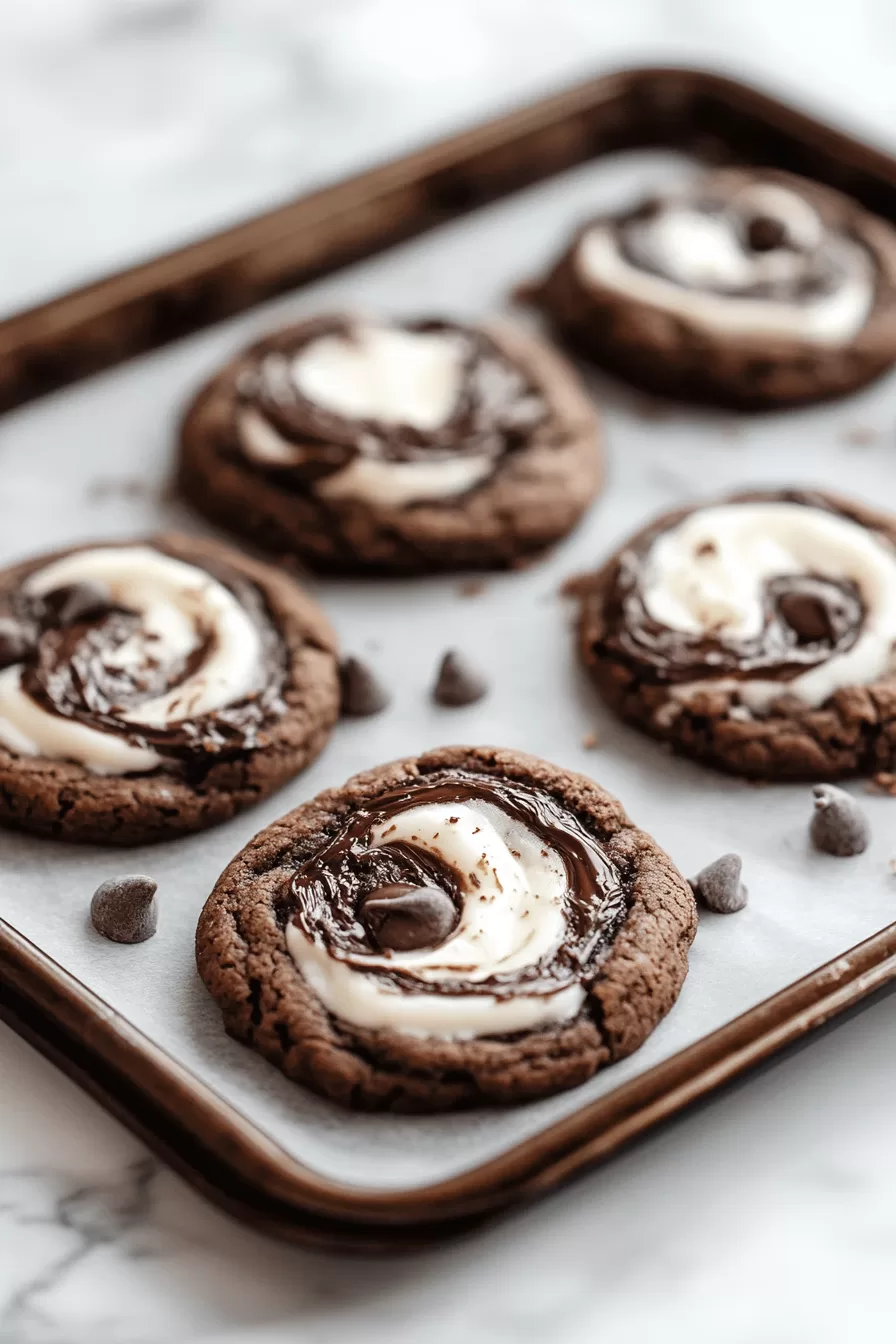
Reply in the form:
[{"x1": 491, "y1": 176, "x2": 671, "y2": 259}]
[{"x1": 3, "y1": 3, "x2": 896, "y2": 1342}]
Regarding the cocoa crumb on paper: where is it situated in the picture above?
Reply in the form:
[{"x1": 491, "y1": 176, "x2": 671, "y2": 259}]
[{"x1": 842, "y1": 425, "x2": 878, "y2": 447}]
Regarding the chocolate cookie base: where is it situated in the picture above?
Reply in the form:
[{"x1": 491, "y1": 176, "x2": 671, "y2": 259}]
[
  {"x1": 0, "y1": 534, "x2": 339, "y2": 845},
  {"x1": 177, "y1": 321, "x2": 602, "y2": 574},
  {"x1": 577, "y1": 489, "x2": 896, "y2": 782},
  {"x1": 527, "y1": 170, "x2": 896, "y2": 410},
  {"x1": 196, "y1": 745, "x2": 696, "y2": 1113}
]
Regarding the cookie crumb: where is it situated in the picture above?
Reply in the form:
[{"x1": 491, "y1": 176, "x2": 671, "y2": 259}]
[
  {"x1": 432, "y1": 650, "x2": 488, "y2": 707},
  {"x1": 888, "y1": 858, "x2": 896, "y2": 876},
  {"x1": 633, "y1": 398, "x2": 676, "y2": 423},
  {"x1": 868, "y1": 772, "x2": 896, "y2": 795},
  {"x1": 510, "y1": 279, "x2": 540, "y2": 305},
  {"x1": 581, "y1": 730, "x2": 600, "y2": 750},
  {"x1": 339, "y1": 657, "x2": 390, "y2": 717},
  {"x1": 842, "y1": 425, "x2": 878, "y2": 446},
  {"x1": 810, "y1": 785, "x2": 870, "y2": 856},
  {"x1": 86, "y1": 477, "x2": 153, "y2": 502},
  {"x1": 509, "y1": 551, "x2": 543, "y2": 572},
  {"x1": 457, "y1": 578, "x2": 487, "y2": 599},
  {"x1": 560, "y1": 572, "x2": 596, "y2": 600},
  {"x1": 90, "y1": 876, "x2": 158, "y2": 944},
  {"x1": 276, "y1": 552, "x2": 313, "y2": 578},
  {"x1": 689, "y1": 854, "x2": 748, "y2": 914}
]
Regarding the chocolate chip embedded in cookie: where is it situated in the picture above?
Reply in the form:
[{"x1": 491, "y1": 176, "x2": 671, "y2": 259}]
[
  {"x1": 196, "y1": 745, "x2": 695, "y2": 1112},
  {"x1": 177, "y1": 315, "x2": 602, "y2": 574},
  {"x1": 525, "y1": 169, "x2": 896, "y2": 408},
  {"x1": 576, "y1": 489, "x2": 896, "y2": 781},
  {"x1": 0, "y1": 534, "x2": 339, "y2": 844}
]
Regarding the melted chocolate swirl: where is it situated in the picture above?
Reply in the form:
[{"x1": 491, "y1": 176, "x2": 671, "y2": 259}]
[
  {"x1": 289, "y1": 770, "x2": 627, "y2": 1001},
  {"x1": 596, "y1": 501, "x2": 868, "y2": 689},
  {"x1": 0, "y1": 549, "x2": 286, "y2": 768},
  {"x1": 234, "y1": 317, "x2": 546, "y2": 485},
  {"x1": 613, "y1": 182, "x2": 858, "y2": 306}
]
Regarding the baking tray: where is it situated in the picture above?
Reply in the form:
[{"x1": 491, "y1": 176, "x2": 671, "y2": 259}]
[{"x1": 3, "y1": 65, "x2": 896, "y2": 1249}]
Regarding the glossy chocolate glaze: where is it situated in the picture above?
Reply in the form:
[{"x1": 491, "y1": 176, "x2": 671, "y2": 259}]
[
  {"x1": 233, "y1": 317, "x2": 546, "y2": 486},
  {"x1": 288, "y1": 769, "x2": 627, "y2": 1001},
  {"x1": 1, "y1": 549, "x2": 286, "y2": 767},
  {"x1": 595, "y1": 497, "x2": 867, "y2": 687}
]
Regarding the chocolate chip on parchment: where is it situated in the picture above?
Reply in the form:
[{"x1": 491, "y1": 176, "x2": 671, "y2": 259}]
[
  {"x1": 432, "y1": 650, "x2": 488, "y2": 707},
  {"x1": 360, "y1": 882, "x2": 458, "y2": 952},
  {"x1": 746, "y1": 214, "x2": 788, "y2": 252},
  {"x1": 0, "y1": 617, "x2": 32, "y2": 668},
  {"x1": 339, "y1": 656, "x2": 390, "y2": 717},
  {"x1": 42, "y1": 580, "x2": 113, "y2": 627},
  {"x1": 810, "y1": 785, "x2": 870, "y2": 856},
  {"x1": 689, "y1": 854, "x2": 748, "y2": 913},
  {"x1": 90, "y1": 875, "x2": 158, "y2": 944}
]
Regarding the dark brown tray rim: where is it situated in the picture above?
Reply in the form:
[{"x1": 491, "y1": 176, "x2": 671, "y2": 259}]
[
  {"x1": 4, "y1": 64, "x2": 896, "y2": 410},
  {"x1": 4, "y1": 915, "x2": 896, "y2": 1247},
  {"x1": 3, "y1": 64, "x2": 896, "y2": 1244}
]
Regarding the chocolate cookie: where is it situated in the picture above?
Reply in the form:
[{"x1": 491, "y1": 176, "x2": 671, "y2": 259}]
[
  {"x1": 177, "y1": 315, "x2": 602, "y2": 573},
  {"x1": 196, "y1": 745, "x2": 695, "y2": 1112},
  {"x1": 577, "y1": 489, "x2": 896, "y2": 780},
  {"x1": 525, "y1": 169, "x2": 896, "y2": 408},
  {"x1": 0, "y1": 534, "x2": 339, "y2": 844}
]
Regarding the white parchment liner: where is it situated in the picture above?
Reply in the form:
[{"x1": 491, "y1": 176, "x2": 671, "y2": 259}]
[{"x1": 2, "y1": 151, "x2": 896, "y2": 1192}]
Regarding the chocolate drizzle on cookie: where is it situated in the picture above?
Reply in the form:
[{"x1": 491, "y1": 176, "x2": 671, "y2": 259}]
[
  {"x1": 288, "y1": 769, "x2": 627, "y2": 1001},
  {"x1": 233, "y1": 317, "x2": 546, "y2": 486},
  {"x1": 594, "y1": 494, "x2": 870, "y2": 689},
  {"x1": 603, "y1": 563, "x2": 864, "y2": 686},
  {"x1": 1, "y1": 546, "x2": 286, "y2": 768},
  {"x1": 613, "y1": 182, "x2": 858, "y2": 305}
]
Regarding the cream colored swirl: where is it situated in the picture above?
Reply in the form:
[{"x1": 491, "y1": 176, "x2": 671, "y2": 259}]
[
  {"x1": 239, "y1": 324, "x2": 496, "y2": 506},
  {"x1": 578, "y1": 182, "x2": 874, "y2": 344},
  {"x1": 641, "y1": 502, "x2": 896, "y2": 711},
  {"x1": 0, "y1": 546, "x2": 265, "y2": 774},
  {"x1": 285, "y1": 797, "x2": 585, "y2": 1038}
]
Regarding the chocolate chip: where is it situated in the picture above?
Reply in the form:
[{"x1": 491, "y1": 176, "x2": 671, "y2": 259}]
[
  {"x1": 810, "y1": 785, "x2": 870, "y2": 857},
  {"x1": 628, "y1": 196, "x2": 662, "y2": 222},
  {"x1": 778, "y1": 591, "x2": 833, "y2": 644},
  {"x1": 360, "y1": 882, "x2": 458, "y2": 952},
  {"x1": 0, "y1": 616, "x2": 32, "y2": 668},
  {"x1": 339, "y1": 656, "x2": 390, "y2": 717},
  {"x1": 90, "y1": 875, "x2": 158, "y2": 943},
  {"x1": 746, "y1": 214, "x2": 787, "y2": 251},
  {"x1": 689, "y1": 854, "x2": 748, "y2": 914},
  {"x1": 42, "y1": 580, "x2": 113, "y2": 627},
  {"x1": 432, "y1": 650, "x2": 488, "y2": 707}
]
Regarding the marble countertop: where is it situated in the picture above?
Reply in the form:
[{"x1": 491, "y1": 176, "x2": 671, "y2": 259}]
[{"x1": 3, "y1": 2, "x2": 896, "y2": 1341}]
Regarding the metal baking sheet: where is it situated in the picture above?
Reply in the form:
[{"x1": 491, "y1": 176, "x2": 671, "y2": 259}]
[{"x1": 3, "y1": 138, "x2": 896, "y2": 1199}]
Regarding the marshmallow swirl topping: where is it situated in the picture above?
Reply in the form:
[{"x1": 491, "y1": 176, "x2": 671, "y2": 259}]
[
  {"x1": 0, "y1": 545, "x2": 285, "y2": 774},
  {"x1": 285, "y1": 770, "x2": 626, "y2": 1038}
]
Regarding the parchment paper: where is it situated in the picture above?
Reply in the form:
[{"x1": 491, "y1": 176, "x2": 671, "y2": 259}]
[{"x1": 3, "y1": 149, "x2": 896, "y2": 1193}]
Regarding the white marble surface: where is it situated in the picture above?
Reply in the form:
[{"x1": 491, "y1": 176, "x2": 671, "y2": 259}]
[{"x1": 4, "y1": 2, "x2": 896, "y2": 1341}]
